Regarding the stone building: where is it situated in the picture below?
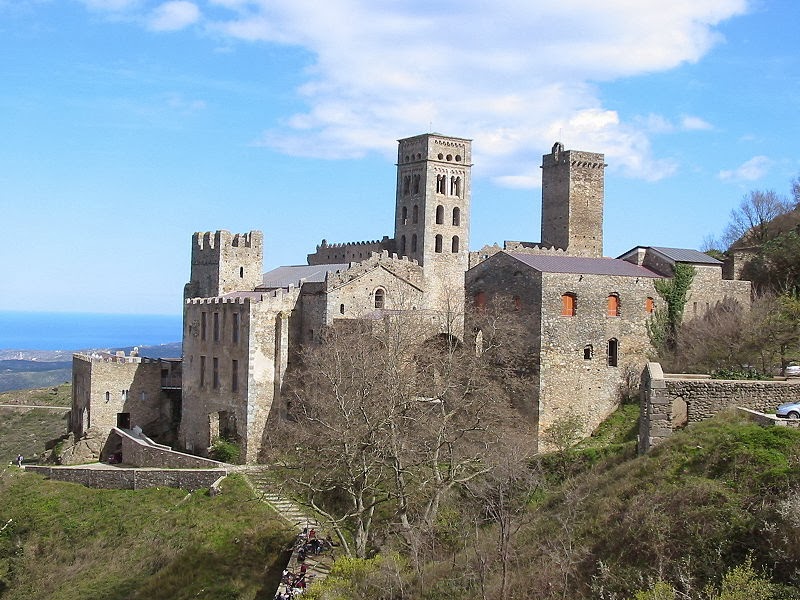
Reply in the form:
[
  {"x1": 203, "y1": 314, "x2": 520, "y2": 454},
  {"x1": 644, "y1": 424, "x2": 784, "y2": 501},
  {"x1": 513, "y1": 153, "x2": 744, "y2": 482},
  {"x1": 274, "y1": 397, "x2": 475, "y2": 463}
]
[{"x1": 71, "y1": 133, "x2": 752, "y2": 461}]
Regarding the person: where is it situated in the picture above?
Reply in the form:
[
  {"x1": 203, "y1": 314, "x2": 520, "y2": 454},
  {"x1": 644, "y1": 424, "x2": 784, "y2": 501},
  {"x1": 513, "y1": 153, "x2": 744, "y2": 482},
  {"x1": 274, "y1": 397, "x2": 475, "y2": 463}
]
[{"x1": 16, "y1": 454, "x2": 23, "y2": 467}]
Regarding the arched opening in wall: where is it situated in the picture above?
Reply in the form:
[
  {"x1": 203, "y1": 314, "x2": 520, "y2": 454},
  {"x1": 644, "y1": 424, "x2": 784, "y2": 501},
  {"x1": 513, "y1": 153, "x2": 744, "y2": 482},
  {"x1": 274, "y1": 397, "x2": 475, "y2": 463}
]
[
  {"x1": 400, "y1": 235, "x2": 406, "y2": 254},
  {"x1": 435, "y1": 234, "x2": 443, "y2": 253},
  {"x1": 411, "y1": 234, "x2": 417, "y2": 253},
  {"x1": 374, "y1": 288, "x2": 386, "y2": 309},
  {"x1": 451, "y1": 235, "x2": 460, "y2": 253},
  {"x1": 561, "y1": 293, "x2": 576, "y2": 316},
  {"x1": 584, "y1": 345, "x2": 593, "y2": 360},
  {"x1": 513, "y1": 295, "x2": 521, "y2": 310},
  {"x1": 436, "y1": 205, "x2": 444, "y2": 224},
  {"x1": 402, "y1": 206, "x2": 408, "y2": 223},
  {"x1": 403, "y1": 175, "x2": 410, "y2": 196},
  {"x1": 105, "y1": 391, "x2": 110, "y2": 403},
  {"x1": 436, "y1": 175, "x2": 446, "y2": 194},
  {"x1": 607, "y1": 294, "x2": 620, "y2": 317},
  {"x1": 239, "y1": 267, "x2": 244, "y2": 278},
  {"x1": 607, "y1": 338, "x2": 619, "y2": 367},
  {"x1": 451, "y1": 176, "x2": 461, "y2": 197},
  {"x1": 413, "y1": 174, "x2": 420, "y2": 194},
  {"x1": 645, "y1": 297, "x2": 654, "y2": 313},
  {"x1": 339, "y1": 303, "x2": 345, "y2": 315},
  {"x1": 452, "y1": 207, "x2": 460, "y2": 226},
  {"x1": 412, "y1": 205, "x2": 419, "y2": 224}
]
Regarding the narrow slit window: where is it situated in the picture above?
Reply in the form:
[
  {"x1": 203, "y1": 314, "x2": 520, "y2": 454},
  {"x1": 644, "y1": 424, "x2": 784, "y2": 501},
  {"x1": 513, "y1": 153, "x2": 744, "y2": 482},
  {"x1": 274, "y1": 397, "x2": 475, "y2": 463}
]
[
  {"x1": 435, "y1": 234, "x2": 443, "y2": 253},
  {"x1": 608, "y1": 339, "x2": 619, "y2": 367}
]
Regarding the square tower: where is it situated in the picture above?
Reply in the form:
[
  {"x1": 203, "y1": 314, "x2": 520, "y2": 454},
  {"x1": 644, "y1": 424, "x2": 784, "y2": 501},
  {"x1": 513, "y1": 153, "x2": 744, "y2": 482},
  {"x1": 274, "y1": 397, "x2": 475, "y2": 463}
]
[{"x1": 540, "y1": 142, "x2": 606, "y2": 257}]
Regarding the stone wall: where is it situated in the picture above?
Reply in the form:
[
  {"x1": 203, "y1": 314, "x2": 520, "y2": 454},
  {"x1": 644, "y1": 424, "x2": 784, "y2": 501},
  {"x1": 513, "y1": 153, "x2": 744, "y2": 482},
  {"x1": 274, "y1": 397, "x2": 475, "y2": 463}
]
[
  {"x1": 185, "y1": 230, "x2": 263, "y2": 300},
  {"x1": 307, "y1": 237, "x2": 395, "y2": 265},
  {"x1": 26, "y1": 465, "x2": 227, "y2": 491},
  {"x1": 116, "y1": 428, "x2": 225, "y2": 468},
  {"x1": 639, "y1": 362, "x2": 800, "y2": 452}
]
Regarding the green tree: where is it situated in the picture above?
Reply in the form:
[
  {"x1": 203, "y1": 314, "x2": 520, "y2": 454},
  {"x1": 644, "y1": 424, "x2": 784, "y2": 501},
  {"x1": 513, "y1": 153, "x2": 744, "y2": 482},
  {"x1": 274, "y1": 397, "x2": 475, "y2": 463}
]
[{"x1": 648, "y1": 263, "x2": 695, "y2": 354}]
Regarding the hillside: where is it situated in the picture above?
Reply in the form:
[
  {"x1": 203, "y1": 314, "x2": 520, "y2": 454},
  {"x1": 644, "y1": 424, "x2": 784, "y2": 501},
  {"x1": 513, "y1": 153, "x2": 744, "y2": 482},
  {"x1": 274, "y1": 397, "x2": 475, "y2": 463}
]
[
  {"x1": 0, "y1": 472, "x2": 294, "y2": 600},
  {"x1": 305, "y1": 410, "x2": 800, "y2": 599},
  {"x1": 0, "y1": 384, "x2": 71, "y2": 466}
]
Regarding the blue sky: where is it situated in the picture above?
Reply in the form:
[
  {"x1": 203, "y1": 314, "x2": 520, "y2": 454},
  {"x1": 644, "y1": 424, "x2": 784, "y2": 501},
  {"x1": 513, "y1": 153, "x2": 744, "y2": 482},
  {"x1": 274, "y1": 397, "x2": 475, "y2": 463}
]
[{"x1": 1, "y1": 0, "x2": 798, "y2": 315}]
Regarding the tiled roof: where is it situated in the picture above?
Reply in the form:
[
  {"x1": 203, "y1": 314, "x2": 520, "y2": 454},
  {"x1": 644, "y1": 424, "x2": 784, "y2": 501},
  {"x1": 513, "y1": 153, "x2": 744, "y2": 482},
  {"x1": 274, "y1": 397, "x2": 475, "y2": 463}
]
[
  {"x1": 260, "y1": 264, "x2": 350, "y2": 289},
  {"x1": 650, "y1": 247, "x2": 722, "y2": 265},
  {"x1": 506, "y1": 253, "x2": 662, "y2": 278}
]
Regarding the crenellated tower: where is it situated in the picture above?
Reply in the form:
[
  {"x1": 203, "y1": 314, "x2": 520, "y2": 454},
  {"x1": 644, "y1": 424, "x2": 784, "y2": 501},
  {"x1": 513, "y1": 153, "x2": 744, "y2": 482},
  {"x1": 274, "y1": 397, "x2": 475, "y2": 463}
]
[
  {"x1": 394, "y1": 133, "x2": 472, "y2": 313},
  {"x1": 540, "y1": 142, "x2": 606, "y2": 257},
  {"x1": 184, "y1": 230, "x2": 263, "y2": 300}
]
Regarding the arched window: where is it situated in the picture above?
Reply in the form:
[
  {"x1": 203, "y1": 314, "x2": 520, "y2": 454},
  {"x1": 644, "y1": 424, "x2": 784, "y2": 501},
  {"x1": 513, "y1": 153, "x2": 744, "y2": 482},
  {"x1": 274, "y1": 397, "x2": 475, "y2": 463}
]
[
  {"x1": 474, "y1": 291, "x2": 486, "y2": 310},
  {"x1": 436, "y1": 205, "x2": 444, "y2": 224},
  {"x1": 451, "y1": 235, "x2": 459, "y2": 253},
  {"x1": 435, "y1": 234, "x2": 443, "y2": 253},
  {"x1": 403, "y1": 175, "x2": 410, "y2": 196},
  {"x1": 401, "y1": 206, "x2": 408, "y2": 223},
  {"x1": 608, "y1": 338, "x2": 619, "y2": 367},
  {"x1": 452, "y1": 207, "x2": 460, "y2": 226},
  {"x1": 412, "y1": 205, "x2": 419, "y2": 224},
  {"x1": 339, "y1": 303, "x2": 345, "y2": 315},
  {"x1": 400, "y1": 235, "x2": 406, "y2": 254},
  {"x1": 451, "y1": 176, "x2": 461, "y2": 197},
  {"x1": 413, "y1": 174, "x2": 421, "y2": 194},
  {"x1": 436, "y1": 175, "x2": 446, "y2": 194},
  {"x1": 411, "y1": 234, "x2": 417, "y2": 253},
  {"x1": 239, "y1": 266, "x2": 244, "y2": 278},
  {"x1": 584, "y1": 345, "x2": 593, "y2": 360},
  {"x1": 607, "y1": 294, "x2": 620, "y2": 317},
  {"x1": 561, "y1": 293, "x2": 576, "y2": 316},
  {"x1": 645, "y1": 297, "x2": 655, "y2": 313},
  {"x1": 374, "y1": 288, "x2": 385, "y2": 309}
]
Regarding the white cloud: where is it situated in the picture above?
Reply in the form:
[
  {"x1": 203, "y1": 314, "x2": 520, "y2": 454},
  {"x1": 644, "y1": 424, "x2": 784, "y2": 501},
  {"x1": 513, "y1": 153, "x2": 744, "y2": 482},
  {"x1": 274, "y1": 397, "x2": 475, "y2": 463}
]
[
  {"x1": 148, "y1": 1, "x2": 200, "y2": 31},
  {"x1": 92, "y1": 0, "x2": 749, "y2": 186},
  {"x1": 719, "y1": 155, "x2": 771, "y2": 182}
]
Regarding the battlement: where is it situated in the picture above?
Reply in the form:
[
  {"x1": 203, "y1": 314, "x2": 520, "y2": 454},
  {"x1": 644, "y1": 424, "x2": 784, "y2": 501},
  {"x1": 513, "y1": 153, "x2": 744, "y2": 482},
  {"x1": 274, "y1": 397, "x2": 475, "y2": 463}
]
[
  {"x1": 192, "y1": 230, "x2": 262, "y2": 251},
  {"x1": 308, "y1": 236, "x2": 396, "y2": 266},
  {"x1": 73, "y1": 350, "x2": 159, "y2": 364}
]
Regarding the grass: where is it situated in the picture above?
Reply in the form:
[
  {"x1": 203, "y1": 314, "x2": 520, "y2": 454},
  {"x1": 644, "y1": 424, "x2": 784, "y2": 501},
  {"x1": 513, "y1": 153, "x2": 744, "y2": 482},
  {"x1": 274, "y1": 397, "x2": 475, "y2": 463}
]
[
  {"x1": 0, "y1": 471, "x2": 295, "y2": 600},
  {"x1": 0, "y1": 384, "x2": 71, "y2": 465}
]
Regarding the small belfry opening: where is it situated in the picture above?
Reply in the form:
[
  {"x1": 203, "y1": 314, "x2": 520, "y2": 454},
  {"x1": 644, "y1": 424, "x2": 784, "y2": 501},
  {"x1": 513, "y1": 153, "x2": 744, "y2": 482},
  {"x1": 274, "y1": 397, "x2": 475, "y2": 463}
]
[
  {"x1": 435, "y1": 234, "x2": 443, "y2": 253},
  {"x1": 452, "y1": 207, "x2": 460, "y2": 226},
  {"x1": 451, "y1": 235, "x2": 459, "y2": 253},
  {"x1": 436, "y1": 205, "x2": 444, "y2": 224}
]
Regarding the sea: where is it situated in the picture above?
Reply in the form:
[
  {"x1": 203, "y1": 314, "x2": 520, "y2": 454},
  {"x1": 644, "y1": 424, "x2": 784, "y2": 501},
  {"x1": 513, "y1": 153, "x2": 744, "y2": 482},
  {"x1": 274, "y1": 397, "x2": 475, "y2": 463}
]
[{"x1": 0, "y1": 311, "x2": 183, "y2": 351}]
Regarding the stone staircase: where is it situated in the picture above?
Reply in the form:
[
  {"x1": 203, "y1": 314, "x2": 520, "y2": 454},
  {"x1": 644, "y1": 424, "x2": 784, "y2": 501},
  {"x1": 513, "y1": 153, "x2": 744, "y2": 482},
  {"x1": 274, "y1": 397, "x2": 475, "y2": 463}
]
[{"x1": 242, "y1": 468, "x2": 335, "y2": 594}]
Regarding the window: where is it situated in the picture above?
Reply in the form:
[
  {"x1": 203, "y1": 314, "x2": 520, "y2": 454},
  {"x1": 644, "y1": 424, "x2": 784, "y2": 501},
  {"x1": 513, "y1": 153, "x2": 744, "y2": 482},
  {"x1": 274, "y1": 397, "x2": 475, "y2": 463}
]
[
  {"x1": 474, "y1": 291, "x2": 487, "y2": 310},
  {"x1": 105, "y1": 391, "x2": 110, "y2": 402},
  {"x1": 400, "y1": 235, "x2": 406, "y2": 254},
  {"x1": 452, "y1": 207, "x2": 460, "y2": 226},
  {"x1": 561, "y1": 293, "x2": 576, "y2": 316},
  {"x1": 608, "y1": 339, "x2": 619, "y2": 367},
  {"x1": 435, "y1": 234, "x2": 443, "y2": 253},
  {"x1": 232, "y1": 313, "x2": 240, "y2": 344},
  {"x1": 213, "y1": 312, "x2": 220, "y2": 341},
  {"x1": 213, "y1": 357, "x2": 219, "y2": 389},
  {"x1": 201, "y1": 312, "x2": 207, "y2": 341},
  {"x1": 141, "y1": 391, "x2": 146, "y2": 401},
  {"x1": 232, "y1": 359, "x2": 239, "y2": 393},
  {"x1": 374, "y1": 288, "x2": 385, "y2": 309},
  {"x1": 436, "y1": 205, "x2": 444, "y2": 224},
  {"x1": 645, "y1": 297, "x2": 654, "y2": 313},
  {"x1": 411, "y1": 234, "x2": 417, "y2": 252},
  {"x1": 451, "y1": 235, "x2": 459, "y2": 253},
  {"x1": 200, "y1": 356, "x2": 206, "y2": 387},
  {"x1": 436, "y1": 175, "x2": 446, "y2": 194},
  {"x1": 239, "y1": 266, "x2": 244, "y2": 278},
  {"x1": 607, "y1": 294, "x2": 620, "y2": 317},
  {"x1": 401, "y1": 206, "x2": 408, "y2": 223},
  {"x1": 412, "y1": 174, "x2": 420, "y2": 194},
  {"x1": 339, "y1": 303, "x2": 345, "y2": 314},
  {"x1": 513, "y1": 295, "x2": 521, "y2": 310},
  {"x1": 451, "y1": 176, "x2": 461, "y2": 197},
  {"x1": 584, "y1": 345, "x2": 593, "y2": 360},
  {"x1": 403, "y1": 175, "x2": 410, "y2": 196}
]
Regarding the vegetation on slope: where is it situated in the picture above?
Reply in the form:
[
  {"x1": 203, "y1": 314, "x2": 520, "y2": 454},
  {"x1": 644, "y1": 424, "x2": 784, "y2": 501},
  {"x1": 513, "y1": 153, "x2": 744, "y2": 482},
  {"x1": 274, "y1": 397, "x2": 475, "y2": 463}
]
[
  {"x1": 0, "y1": 472, "x2": 294, "y2": 600},
  {"x1": 301, "y1": 410, "x2": 800, "y2": 599},
  {"x1": 0, "y1": 384, "x2": 71, "y2": 465}
]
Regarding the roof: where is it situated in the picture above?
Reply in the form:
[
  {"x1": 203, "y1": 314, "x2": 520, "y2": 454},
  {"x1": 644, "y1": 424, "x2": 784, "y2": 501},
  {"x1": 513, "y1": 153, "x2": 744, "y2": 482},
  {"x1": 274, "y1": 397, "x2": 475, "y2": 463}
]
[
  {"x1": 506, "y1": 252, "x2": 662, "y2": 278},
  {"x1": 261, "y1": 264, "x2": 350, "y2": 289},
  {"x1": 649, "y1": 247, "x2": 722, "y2": 265}
]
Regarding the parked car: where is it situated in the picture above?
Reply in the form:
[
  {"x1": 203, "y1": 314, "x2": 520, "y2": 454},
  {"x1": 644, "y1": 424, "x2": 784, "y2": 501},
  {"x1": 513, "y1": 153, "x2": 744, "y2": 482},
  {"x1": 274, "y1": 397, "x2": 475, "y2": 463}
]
[
  {"x1": 785, "y1": 364, "x2": 800, "y2": 377},
  {"x1": 776, "y1": 401, "x2": 800, "y2": 419}
]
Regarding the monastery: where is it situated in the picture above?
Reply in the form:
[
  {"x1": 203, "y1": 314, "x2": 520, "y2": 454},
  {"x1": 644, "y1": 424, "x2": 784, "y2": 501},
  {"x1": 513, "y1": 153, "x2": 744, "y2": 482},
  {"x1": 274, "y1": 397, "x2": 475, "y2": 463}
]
[{"x1": 69, "y1": 133, "x2": 750, "y2": 463}]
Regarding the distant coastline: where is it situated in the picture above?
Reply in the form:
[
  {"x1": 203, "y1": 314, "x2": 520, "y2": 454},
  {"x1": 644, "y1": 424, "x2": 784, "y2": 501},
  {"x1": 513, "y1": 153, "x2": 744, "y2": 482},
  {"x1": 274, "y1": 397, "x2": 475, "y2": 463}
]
[{"x1": 0, "y1": 311, "x2": 182, "y2": 352}]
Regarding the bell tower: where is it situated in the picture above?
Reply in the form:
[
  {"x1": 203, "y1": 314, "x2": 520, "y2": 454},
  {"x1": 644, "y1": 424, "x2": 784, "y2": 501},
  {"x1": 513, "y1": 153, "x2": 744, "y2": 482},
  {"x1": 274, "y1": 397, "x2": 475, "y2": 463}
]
[{"x1": 393, "y1": 133, "x2": 472, "y2": 315}]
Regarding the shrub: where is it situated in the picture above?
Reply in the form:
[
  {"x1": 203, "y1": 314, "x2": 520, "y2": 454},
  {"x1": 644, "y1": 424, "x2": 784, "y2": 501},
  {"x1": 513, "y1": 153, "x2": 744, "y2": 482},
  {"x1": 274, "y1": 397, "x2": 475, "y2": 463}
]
[{"x1": 209, "y1": 438, "x2": 240, "y2": 463}]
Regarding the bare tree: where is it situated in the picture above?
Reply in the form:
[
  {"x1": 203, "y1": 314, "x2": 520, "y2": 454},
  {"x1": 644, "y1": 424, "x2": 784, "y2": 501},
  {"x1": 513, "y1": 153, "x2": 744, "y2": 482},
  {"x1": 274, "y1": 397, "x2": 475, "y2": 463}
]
[{"x1": 722, "y1": 190, "x2": 792, "y2": 249}]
